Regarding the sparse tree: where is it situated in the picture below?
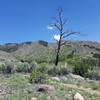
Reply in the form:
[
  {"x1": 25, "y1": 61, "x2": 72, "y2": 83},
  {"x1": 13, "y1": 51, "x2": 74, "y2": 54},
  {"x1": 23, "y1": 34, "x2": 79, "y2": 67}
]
[{"x1": 48, "y1": 8, "x2": 80, "y2": 66}]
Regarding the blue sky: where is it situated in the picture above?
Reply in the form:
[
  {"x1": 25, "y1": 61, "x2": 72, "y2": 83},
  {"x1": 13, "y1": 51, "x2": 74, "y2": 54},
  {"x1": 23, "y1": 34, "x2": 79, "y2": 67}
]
[{"x1": 0, "y1": 0, "x2": 100, "y2": 44}]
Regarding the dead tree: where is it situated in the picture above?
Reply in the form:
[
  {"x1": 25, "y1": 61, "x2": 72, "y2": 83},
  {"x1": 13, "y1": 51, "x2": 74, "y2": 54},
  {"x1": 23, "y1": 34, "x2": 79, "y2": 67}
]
[{"x1": 49, "y1": 8, "x2": 80, "y2": 66}]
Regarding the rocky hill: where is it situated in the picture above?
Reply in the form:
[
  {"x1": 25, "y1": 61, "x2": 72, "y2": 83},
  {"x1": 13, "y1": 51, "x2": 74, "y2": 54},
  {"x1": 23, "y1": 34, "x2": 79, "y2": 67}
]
[{"x1": 0, "y1": 40, "x2": 100, "y2": 62}]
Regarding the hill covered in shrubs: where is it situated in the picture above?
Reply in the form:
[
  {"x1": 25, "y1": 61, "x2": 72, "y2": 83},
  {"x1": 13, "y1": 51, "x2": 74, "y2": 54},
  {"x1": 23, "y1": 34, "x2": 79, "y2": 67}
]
[
  {"x1": 0, "y1": 40, "x2": 100, "y2": 62},
  {"x1": 0, "y1": 40, "x2": 100, "y2": 78},
  {"x1": 0, "y1": 40, "x2": 100, "y2": 99}
]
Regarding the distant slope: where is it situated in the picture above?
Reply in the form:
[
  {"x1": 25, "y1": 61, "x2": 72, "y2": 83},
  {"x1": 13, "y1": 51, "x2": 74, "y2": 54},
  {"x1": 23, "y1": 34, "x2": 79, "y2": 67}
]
[
  {"x1": 0, "y1": 50, "x2": 17, "y2": 62},
  {"x1": 11, "y1": 40, "x2": 54, "y2": 62},
  {"x1": 0, "y1": 41, "x2": 33, "y2": 53},
  {"x1": 64, "y1": 41, "x2": 100, "y2": 56},
  {"x1": 0, "y1": 40, "x2": 100, "y2": 62}
]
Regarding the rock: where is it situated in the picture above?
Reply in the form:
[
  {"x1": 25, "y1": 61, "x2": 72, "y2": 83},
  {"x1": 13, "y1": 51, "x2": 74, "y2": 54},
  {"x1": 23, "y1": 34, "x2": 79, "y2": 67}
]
[
  {"x1": 59, "y1": 76, "x2": 68, "y2": 81},
  {"x1": 37, "y1": 84, "x2": 55, "y2": 92},
  {"x1": 31, "y1": 97, "x2": 37, "y2": 100},
  {"x1": 68, "y1": 73, "x2": 84, "y2": 80},
  {"x1": 86, "y1": 78, "x2": 100, "y2": 84},
  {"x1": 73, "y1": 92, "x2": 84, "y2": 100},
  {"x1": 51, "y1": 77, "x2": 60, "y2": 81}
]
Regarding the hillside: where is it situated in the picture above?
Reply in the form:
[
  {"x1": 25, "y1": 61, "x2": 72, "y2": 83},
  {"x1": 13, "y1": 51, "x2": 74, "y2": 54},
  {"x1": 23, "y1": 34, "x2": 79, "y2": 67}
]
[
  {"x1": 0, "y1": 40, "x2": 100, "y2": 62},
  {"x1": 0, "y1": 50, "x2": 17, "y2": 62},
  {"x1": 0, "y1": 40, "x2": 100, "y2": 100}
]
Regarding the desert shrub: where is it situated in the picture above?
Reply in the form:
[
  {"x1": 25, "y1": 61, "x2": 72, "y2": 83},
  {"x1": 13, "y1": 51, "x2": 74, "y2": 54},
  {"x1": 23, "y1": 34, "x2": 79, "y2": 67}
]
[
  {"x1": 93, "y1": 53, "x2": 100, "y2": 58},
  {"x1": 0, "y1": 63, "x2": 4, "y2": 72},
  {"x1": 0, "y1": 63, "x2": 6, "y2": 73},
  {"x1": 29, "y1": 70, "x2": 47, "y2": 84},
  {"x1": 16, "y1": 62, "x2": 24, "y2": 72},
  {"x1": 47, "y1": 67, "x2": 59, "y2": 76},
  {"x1": 16, "y1": 62, "x2": 30, "y2": 72},
  {"x1": 59, "y1": 67, "x2": 69, "y2": 75},
  {"x1": 66, "y1": 55, "x2": 81, "y2": 65},
  {"x1": 29, "y1": 61, "x2": 39, "y2": 72},
  {"x1": 23, "y1": 56, "x2": 33, "y2": 63},
  {"x1": 29, "y1": 63, "x2": 48, "y2": 83},
  {"x1": 86, "y1": 70, "x2": 100, "y2": 80},
  {"x1": 5, "y1": 61, "x2": 15, "y2": 73},
  {"x1": 81, "y1": 57, "x2": 96, "y2": 68},
  {"x1": 38, "y1": 63, "x2": 47, "y2": 73},
  {"x1": 22, "y1": 62, "x2": 30, "y2": 72},
  {"x1": 47, "y1": 65, "x2": 68, "y2": 76},
  {"x1": 0, "y1": 61, "x2": 14, "y2": 74},
  {"x1": 36, "y1": 57, "x2": 47, "y2": 64},
  {"x1": 24, "y1": 55, "x2": 48, "y2": 64},
  {"x1": 73, "y1": 61, "x2": 91, "y2": 77},
  {"x1": 67, "y1": 55, "x2": 96, "y2": 68}
]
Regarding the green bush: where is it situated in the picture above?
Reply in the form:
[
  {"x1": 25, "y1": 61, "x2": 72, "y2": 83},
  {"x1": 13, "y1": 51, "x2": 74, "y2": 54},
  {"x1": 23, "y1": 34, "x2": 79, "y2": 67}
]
[
  {"x1": 73, "y1": 61, "x2": 90, "y2": 77},
  {"x1": 16, "y1": 62, "x2": 24, "y2": 72},
  {"x1": 0, "y1": 61, "x2": 14, "y2": 74},
  {"x1": 16, "y1": 62, "x2": 30, "y2": 72},
  {"x1": 81, "y1": 57, "x2": 96, "y2": 68},
  {"x1": 29, "y1": 70, "x2": 47, "y2": 84},
  {"x1": 47, "y1": 67, "x2": 58, "y2": 76},
  {"x1": 93, "y1": 53, "x2": 100, "y2": 58},
  {"x1": 66, "y1": 55, "x2": 81, "y2": 66},
  {"x1": 59, "y1": 67, "x2": 69, "y2": 75},
  {"x1": 0, "y1": 63, "x2": 6, "y2": 73},
  {"x1": 29, "y1": 61, "x2": 39, "y2": 72},
  {"x1": 47, "y1": 65, "x2": 68, "y2": 76},
  {"x1": 5, "y1": 61, "x2": 15, "y2": 73},
  {"x1": 0, "y1": 63, "x2": 3, "y2": 71},
  {"x1": 22, "y1": 62, "x2": 30, "y2": 72},
  {"x1": 86, "y1": 70, "x2": 100, "y2": 80},
  {"x1": 38, "y1": 63, "x2": 47, "y2": 73}
]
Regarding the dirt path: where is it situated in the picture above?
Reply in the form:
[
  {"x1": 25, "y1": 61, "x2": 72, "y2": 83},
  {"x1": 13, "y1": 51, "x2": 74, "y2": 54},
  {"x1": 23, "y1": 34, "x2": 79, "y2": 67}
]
[{"x1": 63, "y1": 83, "x2": 100, "y2": 97}]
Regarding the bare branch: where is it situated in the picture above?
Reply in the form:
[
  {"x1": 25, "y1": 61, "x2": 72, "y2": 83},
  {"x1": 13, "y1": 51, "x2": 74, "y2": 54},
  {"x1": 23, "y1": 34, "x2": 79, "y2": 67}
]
[
  {"x1": 49, "y1": 23, "x2": 61, "y2": 31},
  {"x1": 58, "y1": 8, "x2": 63, "y2": 32},
  {"x1": 57, "y1": 7, "x2": 63, "y2": 17},
  {"x1": 62, "y1": 19, "x2": 70, "y2": 26},
  {"x1": 53, "y1": 17, "x2": 60, "y2": 24},
  {"x1": 54, "y1": 24, "x2": 61, "y2": 31},
  {"x1": 61, "y1": 30, "x2": 70, "y2": 36},
  {"x1": 63, "y1": 31, "x2": 80, "y2": 38}
]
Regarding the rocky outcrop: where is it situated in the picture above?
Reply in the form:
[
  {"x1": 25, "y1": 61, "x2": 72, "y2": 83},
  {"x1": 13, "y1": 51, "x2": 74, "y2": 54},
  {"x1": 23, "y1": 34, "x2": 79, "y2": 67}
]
[
  {"x1": 31, "y1": 97, "x2": 37, "y2": 100},
  {"x1": 73, "y1": 92, "x2": 84, "y2": 100},
  {"x1": 51, "y1": 77, "x2": 60, "y2": 82},
  {"x1": 68, "y1": 73, "x2": 84, "y2": 81}
]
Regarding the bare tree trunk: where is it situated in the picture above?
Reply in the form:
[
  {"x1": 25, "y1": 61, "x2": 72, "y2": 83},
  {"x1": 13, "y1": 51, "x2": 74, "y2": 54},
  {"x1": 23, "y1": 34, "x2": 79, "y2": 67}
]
[{"x1": 55, "y1": 38, "x2": 61, "y2": 66}]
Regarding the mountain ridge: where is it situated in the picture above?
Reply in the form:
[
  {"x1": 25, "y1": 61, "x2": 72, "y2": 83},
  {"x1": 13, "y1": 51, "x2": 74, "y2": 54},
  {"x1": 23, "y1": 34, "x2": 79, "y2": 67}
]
[{"x1": 0, "y1": 40, "x2": 100, "y2": 62}]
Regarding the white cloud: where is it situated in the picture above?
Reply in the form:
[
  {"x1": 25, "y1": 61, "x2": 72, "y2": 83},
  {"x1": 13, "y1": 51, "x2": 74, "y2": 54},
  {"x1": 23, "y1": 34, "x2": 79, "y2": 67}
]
[
  {"x1": 53, "y1": 34, "x2": 60, "y2": 41},
  {"x1": 47, "y1": 26, "x2": 53, "y2": 30}
]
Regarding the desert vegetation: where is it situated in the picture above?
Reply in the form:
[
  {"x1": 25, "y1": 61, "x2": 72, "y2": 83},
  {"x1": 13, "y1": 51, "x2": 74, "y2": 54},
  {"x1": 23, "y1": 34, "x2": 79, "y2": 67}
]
[{"x1": 0, "y1": 40, "x2": 100, "y2": 100}]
